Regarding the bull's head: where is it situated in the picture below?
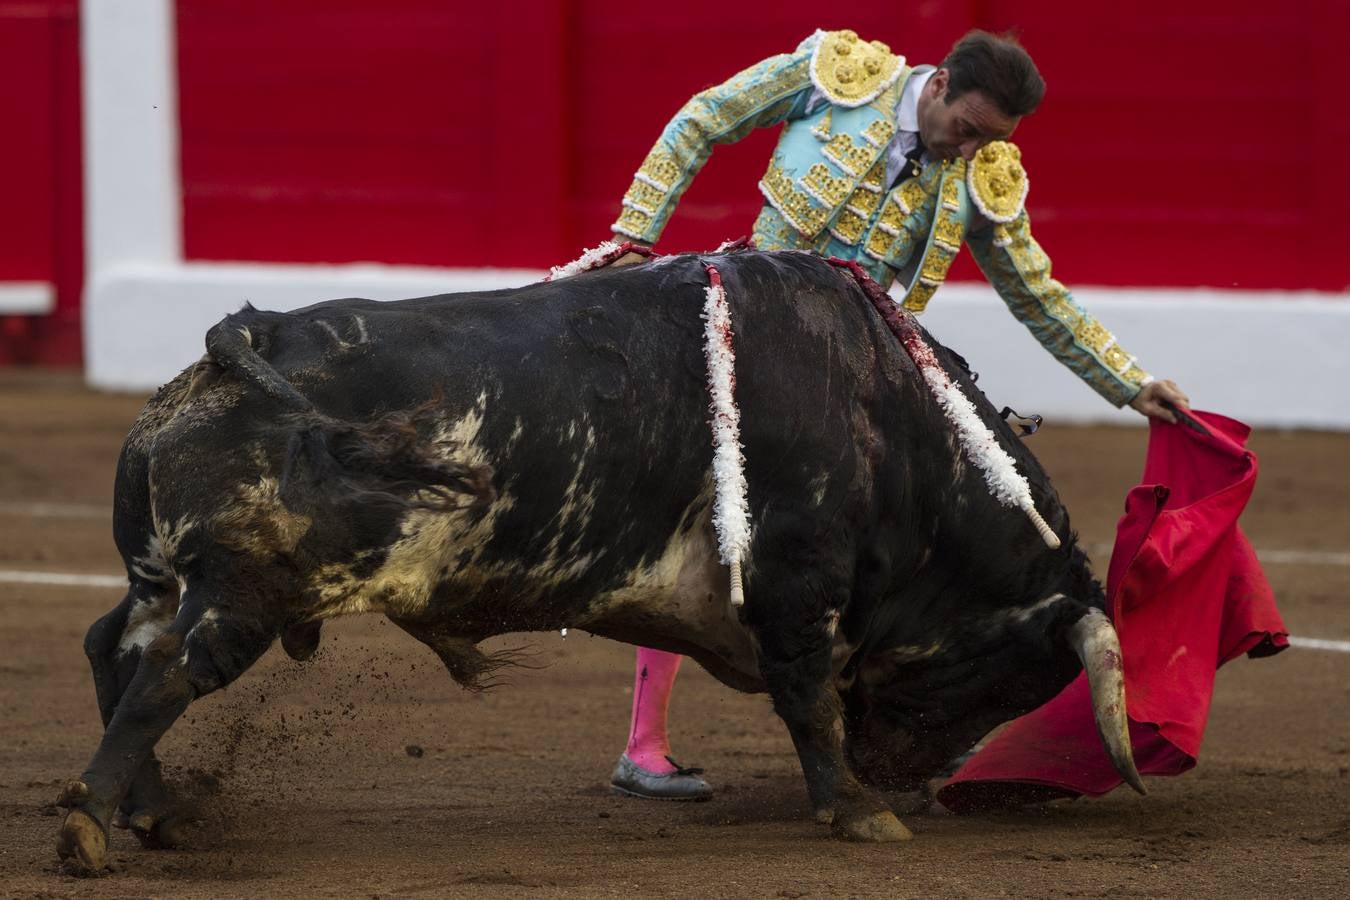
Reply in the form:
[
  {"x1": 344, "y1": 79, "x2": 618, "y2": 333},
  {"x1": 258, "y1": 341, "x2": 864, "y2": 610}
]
[{"x1": 840, "y1": 546, "x2": 1142, "y2": 795}]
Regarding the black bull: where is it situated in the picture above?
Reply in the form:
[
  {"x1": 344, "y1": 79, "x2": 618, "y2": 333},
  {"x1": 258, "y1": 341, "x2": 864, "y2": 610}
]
[{"x1": 56, "y1": 249, "x2": 1141, "y2": 871}]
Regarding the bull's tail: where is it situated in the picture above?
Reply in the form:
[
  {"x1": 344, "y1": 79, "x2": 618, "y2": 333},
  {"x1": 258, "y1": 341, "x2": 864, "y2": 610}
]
[
  {"x1": 279, "y1": 403, "x2": 494, "y2": 512},
  {"x1": 205, "y1": 311, "x2": 494, "y2": 513}
]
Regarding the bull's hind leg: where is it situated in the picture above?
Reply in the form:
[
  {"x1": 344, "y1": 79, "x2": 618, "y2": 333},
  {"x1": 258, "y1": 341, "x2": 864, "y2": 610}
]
[
  {"x1": 81, "y1": 581, "x2": 194, "y2": 850},
  {"x1": 748, "y1": 572, "x2": 911, "y2": 843},
  {"x1": 58, "y1": 592, "x2": 276, "y2": 874}
]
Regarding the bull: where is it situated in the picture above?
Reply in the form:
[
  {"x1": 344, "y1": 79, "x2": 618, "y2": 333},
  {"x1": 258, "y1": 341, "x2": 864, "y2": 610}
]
[{"x1": 56, "y1": 249, "x2": 1141, "y2": 873}]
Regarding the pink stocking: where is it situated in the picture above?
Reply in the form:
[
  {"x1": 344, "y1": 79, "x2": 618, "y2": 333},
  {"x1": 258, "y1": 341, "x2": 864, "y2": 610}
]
[{"x1": 624, "y1": 647, "x2": 683, "y2": 773}]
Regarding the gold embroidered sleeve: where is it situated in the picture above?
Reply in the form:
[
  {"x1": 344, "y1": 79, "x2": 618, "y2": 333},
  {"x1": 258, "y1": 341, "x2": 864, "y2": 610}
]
[
  {"x1": 612, "y1": 49, "x2": 814, "y2": 243},
  {"x1": 966, "y1": 211, "x2": 1152, "y2": 407}
]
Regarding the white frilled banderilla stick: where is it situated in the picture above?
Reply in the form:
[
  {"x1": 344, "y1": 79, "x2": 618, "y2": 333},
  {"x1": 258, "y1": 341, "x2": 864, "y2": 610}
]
[
  {"x1": 700, "y1": 263, "x2": 752, "y2": 606},
  {"x1": 548, "y1": 247, "x2": 1058, "y2": 611},
  {"x1": 826, "y1": 257, "x2": 1061, "y2": 550},
  {"x1": 699, "y1": 256, "x2": 1059, "y2": 612},
  {"x1": 542, "y1": 242, "x2": 754, "y2": 606}
]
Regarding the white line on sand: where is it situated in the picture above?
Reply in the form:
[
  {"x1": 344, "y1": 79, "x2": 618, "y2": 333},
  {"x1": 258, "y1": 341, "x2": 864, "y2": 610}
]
[
  {"x1": 0, "y1": 571, "x2": 126, "y2": 589},
  {"x1": 0, "y1": 501, "x2": 109, "y2": 519},
  {"x1": 1257, "y1": 549, "x2": 1350, "y2": 567},
  {"x1": 1, "y1": 569, "x2": 1346, "y2": 653},
  {"x1": 7, "y1": 505, "x2": 1350, "y2": 569},
  {"x1": 1287, "y1": 637, "x2": 1350, "y2": 653},
  {"x1": 1082, "y1": 543, "x2": 1350, "y2": 569}
]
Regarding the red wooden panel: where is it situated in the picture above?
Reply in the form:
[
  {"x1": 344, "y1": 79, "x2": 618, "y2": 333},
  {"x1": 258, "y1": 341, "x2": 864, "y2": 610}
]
[
  {"x1": 0, "y1": 0, "x2": 82, "y2": 365},
  {"x1": 978, "y1": 0, "x2": 1346, "y2": 290},
  {"x1": 177, "y1": 0, "x2": 568, "y2": 268},
  {"x1": 0, "y1": 9, "x2": 57, "y2": 280},
  {"x1": 567, "y1": 3, "x2": 975, "y2": 255},
  {"x1": 175, "y1": 1, "x2": 1346, "y2": 290}
]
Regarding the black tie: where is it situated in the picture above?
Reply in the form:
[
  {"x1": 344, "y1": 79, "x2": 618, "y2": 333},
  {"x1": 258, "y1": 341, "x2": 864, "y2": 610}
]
[{"x1": 895, "y1": 142, "x2": 924, "y2": 187}]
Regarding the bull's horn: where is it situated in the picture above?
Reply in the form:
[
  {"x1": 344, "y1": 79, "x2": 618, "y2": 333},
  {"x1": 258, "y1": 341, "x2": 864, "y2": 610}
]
[{"x1": 1067, "y1": 607, "x2": 1146, "y2": 795}]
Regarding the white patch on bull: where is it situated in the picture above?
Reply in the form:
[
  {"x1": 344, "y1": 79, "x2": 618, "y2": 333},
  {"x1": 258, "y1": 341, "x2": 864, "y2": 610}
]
[
  {"x1": 807, "y1": 471, "x2": 831, "y2": 508},
  {"x1": 182, "y1": 607, "x2": 219, "y2": 665},
  {"x1": 857, "y1": 641, "x2": 945, "y2": 687},
  {"x1": 303, "y1": 395, "x2": 595, "y2": 619},
  {"x1": 148, "y1": 510, "x2": 198, "y2": 576},
  {"x1": 533, "y1": 421, "x2": 601, "y2": 563},
  {"x1": 351, "y1": 314, "x2": 369, "y2": 344},
  {"x1": 211, "y1": 474, "x2": 313, "y2": 555},
  {"x1": 131, "y1": 533, "x2": 178, "y2": 585},
  {"x1": 822, "y1": 607, "x2": 840, "y2": 638},
  {"x1": 1001, "y1": 591, "x2": 1068, "y2": 625},
  {"x1": 117, "y1": 588, "x2": 180, "y2": 657},
  {"x1": 581, "y1": 481, "x2": 761, "y2": 689},
  {"x1": 314, "y1": 319, "x2": 346, "y2": 348},
  {"x1": 827, "y1": 608, "x2": 857, "y2": 686},
  {"x1": 882, "y1": 642, "x2": 944, "y2": 664},
  {"x1": 176, "y1": 595, "x2": 214, "y2": 668}
]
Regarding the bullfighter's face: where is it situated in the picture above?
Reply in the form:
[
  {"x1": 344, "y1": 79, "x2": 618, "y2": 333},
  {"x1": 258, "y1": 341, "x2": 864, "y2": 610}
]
[{"x1": 918, "y1": 69, "x2": 1020, "y2": 162}]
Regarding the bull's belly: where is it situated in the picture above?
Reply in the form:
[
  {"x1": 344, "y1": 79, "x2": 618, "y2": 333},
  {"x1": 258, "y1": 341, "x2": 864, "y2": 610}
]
[
  {"x1": 577, "y1": 514, "x2": 764, "y2": 694},
  {"x1": 293, "y1": 479, "x2": 764, "y2": 691}
]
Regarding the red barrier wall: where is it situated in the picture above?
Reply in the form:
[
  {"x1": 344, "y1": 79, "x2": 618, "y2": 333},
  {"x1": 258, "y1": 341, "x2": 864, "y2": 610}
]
[
  {"x1": 2, "y1": 2, "x2": 1346, "y2": 367},
  {"x1": 0, "y1": 0, "x2": 82, "y2": 365},
  {"x1": 175, "y1": 0, "x2": 1350, "y2": 291}
]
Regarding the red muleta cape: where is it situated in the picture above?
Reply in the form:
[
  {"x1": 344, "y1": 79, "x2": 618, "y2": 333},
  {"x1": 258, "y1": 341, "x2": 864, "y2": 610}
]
[{"x1": 937, "y1": 410, "x2": 1288, "y2": 812}]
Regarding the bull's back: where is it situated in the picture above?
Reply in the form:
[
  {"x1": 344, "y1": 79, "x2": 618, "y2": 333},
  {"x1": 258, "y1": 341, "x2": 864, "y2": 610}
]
[{"x1": 134, "y1": 252, "x2": 929, "y2": 630}]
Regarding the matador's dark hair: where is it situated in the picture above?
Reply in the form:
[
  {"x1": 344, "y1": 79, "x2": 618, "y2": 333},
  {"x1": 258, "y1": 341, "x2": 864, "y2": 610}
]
[{"x1": 940, "y1": 30, "x2": 1045, "y2": 119}]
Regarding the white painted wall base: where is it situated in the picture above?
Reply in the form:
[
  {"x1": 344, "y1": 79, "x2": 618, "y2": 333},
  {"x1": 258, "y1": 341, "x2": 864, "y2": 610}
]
[
  {"x1": 918, "y1": 284, "x2": 1350, "y2": 430},
  {"x1": 84, "y1": 261, "x2": 542, "y2": 391},
  {"x1": 77, "y1": 2, "x2": 1350, "y2": 430},
  {"x1": 0, "y1": 282, "x2": 55, "y2": 314},
  {"x1": 84, "y1": 262, "x2": 1350, "y2": 430}
]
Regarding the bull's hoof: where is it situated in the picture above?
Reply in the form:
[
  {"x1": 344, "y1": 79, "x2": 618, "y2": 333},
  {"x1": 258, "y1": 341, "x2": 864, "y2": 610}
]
[
  {"x1": 832, "y1": 809, "x2": 913, "y2": 843},
  {"x1": 282, "y1": 621, "x2": 323, "y2": 661},
  {"x1": 55, "y1": 779, "x2": 90, "y2": 808},
  {"x1": 56, "y1": 809, "x2": 109, "y2": 875},
  {"x1": 886, "y1": 782, "x2": 937, "y2": 817},
  {"x1": 128, "y1": 810, "x2": 193, "y2": 850}
]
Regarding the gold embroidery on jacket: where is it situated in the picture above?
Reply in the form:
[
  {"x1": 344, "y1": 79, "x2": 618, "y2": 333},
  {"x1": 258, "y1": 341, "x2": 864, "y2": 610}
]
[
  {"x1": 809, "y1": 30, "x2": 904, "y2": 107},
  {"x1": 862, "y1": 118, "x2": 897, "y2": 149},
  {"x1": 634, "y1": 150, "x2": 681, "y2": 192},
  {"x1": 822, "y1": 132, "x2": 879, "y2": 178},
  {"x1": 614, "y1": 206, "x2": 652, "y2": 238},
  {"x1": 967, "y1": 141, "x2": 1028, "y2": 223},
  {"x1": 901, "y1": 161, "x2": 967, "y2": 312},
  {"x1": 622, "y1": 180, "x2": 665, "y2": 215},
  {"x1": 996, "y1": 213, "x2": 1151, "y2": 388},
  {"x1": 811, "y1": 108, "x2": 833, "y2": 141},
  {"x1": 802, "y1": 162, "x2": 853, "y2": 209},
  {"x1": 760, "y1": 161, "x2": 830, "y2": 236},
  {"x1": 831, "y1": 209, "x2": 867, "y2": 245}
]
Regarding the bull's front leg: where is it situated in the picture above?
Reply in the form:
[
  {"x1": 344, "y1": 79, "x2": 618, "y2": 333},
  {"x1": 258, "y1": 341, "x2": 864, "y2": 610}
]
[
  {"x1": 58, "y1": 592, "x2": 276, "y2": 874},
  {"x1": 82, "y1": 584, "x2": 197, "y2": 851},
  {"x1": 752, "y1": 602, "x2": 912, "y2": 842}
]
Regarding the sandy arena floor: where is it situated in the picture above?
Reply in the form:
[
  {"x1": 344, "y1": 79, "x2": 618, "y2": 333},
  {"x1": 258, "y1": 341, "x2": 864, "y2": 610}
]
[{"x1": 1, "y1": 369, "x2": 1346, "y2": 897}]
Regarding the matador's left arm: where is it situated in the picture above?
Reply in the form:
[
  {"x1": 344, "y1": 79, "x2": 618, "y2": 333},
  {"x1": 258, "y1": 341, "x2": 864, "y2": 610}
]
[{"x1": 964, "y1": 144, "x2": 1153, "y2": 408}]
